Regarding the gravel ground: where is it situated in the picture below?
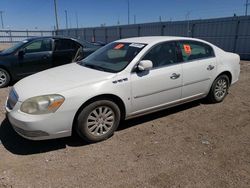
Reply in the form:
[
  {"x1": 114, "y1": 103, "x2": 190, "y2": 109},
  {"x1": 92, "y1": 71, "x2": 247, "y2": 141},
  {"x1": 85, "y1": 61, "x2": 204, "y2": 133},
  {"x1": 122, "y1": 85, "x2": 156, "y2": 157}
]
[{"x1": 0, "y1": 61, "x2": 249, "y2": 188}]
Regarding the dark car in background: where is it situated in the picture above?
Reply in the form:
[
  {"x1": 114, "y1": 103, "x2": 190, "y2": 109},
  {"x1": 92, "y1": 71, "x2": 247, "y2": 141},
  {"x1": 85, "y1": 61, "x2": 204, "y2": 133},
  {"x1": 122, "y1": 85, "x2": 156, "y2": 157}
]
[{"x1": 0, "y1": 36, "x2": 101, "y2": 88}]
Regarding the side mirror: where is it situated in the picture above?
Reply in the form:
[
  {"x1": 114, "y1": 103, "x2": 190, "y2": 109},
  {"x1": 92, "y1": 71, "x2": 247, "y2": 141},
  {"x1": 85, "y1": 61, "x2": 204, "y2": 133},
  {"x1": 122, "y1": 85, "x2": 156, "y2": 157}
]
[
  {"x1": 137, "y1": 60, "x2": 153, "y2": 71},
  {"x1": 18, "y1": 49, "x2": 25, "y2": 58}
]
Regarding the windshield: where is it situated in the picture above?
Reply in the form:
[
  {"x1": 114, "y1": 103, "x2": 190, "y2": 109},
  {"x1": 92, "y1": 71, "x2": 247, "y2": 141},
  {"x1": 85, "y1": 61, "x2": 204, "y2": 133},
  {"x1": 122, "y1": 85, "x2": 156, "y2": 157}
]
[
  {"x1": 79, "y1": 42, "x2": 146, "y2": 73},
  {"x1": 1, "y1": 40, "x2": 28, "y2": 54}
]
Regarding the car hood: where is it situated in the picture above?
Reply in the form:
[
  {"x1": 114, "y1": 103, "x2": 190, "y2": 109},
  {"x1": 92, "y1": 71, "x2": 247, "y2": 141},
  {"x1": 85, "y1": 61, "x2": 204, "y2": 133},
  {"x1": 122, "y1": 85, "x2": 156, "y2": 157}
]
[
  {"x1": 0, "y1": 52, "x2": 9, "y2": 57},
  {"x1": 14, "y1": 63, "x2": 116, "y2": 101}
]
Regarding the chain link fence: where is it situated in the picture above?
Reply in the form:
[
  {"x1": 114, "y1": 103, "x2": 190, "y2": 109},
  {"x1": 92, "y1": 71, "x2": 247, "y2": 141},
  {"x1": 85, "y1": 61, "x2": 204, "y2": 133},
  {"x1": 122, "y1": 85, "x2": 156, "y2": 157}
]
[{"x1": 0, "y1": 30, "x2": 55, "y2": 43}]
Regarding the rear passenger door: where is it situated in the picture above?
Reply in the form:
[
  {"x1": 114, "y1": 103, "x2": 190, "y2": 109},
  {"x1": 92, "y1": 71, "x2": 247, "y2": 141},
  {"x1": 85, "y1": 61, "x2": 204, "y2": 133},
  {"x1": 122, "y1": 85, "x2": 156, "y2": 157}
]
[
  {"x1": 178, "y1": 40, "x2": 216, "y2": 99},
  {"x1": 52, "y1": 39, "x2": 80, "y2": 67}
]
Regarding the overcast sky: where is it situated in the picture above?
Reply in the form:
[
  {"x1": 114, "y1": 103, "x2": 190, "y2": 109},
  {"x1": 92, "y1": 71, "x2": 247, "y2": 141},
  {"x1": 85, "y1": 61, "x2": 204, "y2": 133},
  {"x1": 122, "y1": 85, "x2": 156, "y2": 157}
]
[{"x1": 0, "y1": 0, "x2": 247, "y2": 30}]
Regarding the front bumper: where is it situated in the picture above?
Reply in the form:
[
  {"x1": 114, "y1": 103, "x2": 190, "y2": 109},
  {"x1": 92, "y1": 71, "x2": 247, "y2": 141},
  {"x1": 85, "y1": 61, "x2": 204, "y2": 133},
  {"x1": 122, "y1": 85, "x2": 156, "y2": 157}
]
[{"x1": 5, "y1": 101, "x2": 72, "y2": 140}]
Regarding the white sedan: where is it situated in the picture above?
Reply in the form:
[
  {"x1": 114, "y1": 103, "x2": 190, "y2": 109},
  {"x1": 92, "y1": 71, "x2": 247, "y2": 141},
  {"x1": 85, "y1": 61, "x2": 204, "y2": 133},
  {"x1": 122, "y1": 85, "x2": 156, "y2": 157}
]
[{"x1": 5, "y1": 36, "x2": 240, "y2": 142}]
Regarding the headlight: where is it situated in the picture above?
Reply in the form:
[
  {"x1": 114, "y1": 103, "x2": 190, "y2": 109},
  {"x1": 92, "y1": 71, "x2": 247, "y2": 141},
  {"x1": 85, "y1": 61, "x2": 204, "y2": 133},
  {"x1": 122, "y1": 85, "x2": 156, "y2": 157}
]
[{"x1": 20, "y1": 94, "x2": 65, "y2": 115}]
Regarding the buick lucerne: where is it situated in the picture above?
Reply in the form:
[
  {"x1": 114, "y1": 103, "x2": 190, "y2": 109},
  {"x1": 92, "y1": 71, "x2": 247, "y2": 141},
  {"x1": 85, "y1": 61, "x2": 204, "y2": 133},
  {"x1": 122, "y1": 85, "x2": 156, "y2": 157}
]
[{"x1": 5, "y1": 36, "x2": 240, "y2": 143}]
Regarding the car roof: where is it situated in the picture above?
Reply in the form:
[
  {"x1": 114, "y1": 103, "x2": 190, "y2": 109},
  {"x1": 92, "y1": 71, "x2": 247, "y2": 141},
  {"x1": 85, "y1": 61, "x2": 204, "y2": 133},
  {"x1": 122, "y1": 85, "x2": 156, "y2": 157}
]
[
  {"x1": 25, "y1": 36, "x2": 80, "y2": 43},
  {"x1": 116, "y1": 36, "x2": 209, "y2": 45}
]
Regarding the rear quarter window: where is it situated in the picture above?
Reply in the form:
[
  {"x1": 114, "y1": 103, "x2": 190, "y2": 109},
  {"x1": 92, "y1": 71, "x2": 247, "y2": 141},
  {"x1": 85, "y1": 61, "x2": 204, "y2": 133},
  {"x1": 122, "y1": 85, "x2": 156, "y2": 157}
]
[{"x1": 178, "y1": 40, "x2": 215, "y2": 62}]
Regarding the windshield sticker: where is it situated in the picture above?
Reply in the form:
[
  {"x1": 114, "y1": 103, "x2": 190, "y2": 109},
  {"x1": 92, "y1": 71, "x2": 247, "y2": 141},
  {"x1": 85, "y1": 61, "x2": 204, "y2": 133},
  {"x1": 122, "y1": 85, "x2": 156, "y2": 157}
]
[
  {"x1": 129, "y1": 43, "x2": 145, "y2": 48},
  {"x1": 114, "y1": 44, "x2": 125, "y2": 50},
  {"x1": 183, "y1": 44, "x2": 192, "y2": 54}
]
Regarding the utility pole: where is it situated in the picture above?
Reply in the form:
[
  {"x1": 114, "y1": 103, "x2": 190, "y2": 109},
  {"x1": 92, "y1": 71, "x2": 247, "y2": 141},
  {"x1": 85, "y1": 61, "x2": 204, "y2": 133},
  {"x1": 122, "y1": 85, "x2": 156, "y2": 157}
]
[
  {"x1": 246, "y1": 0, "x2": 250, "y2": 16},
  {"x1": 65, "y1": 10, "x2": 68, "y2": 29},
  {"x1": 159, "y1": 16, "x2": 162, "y2": 22},
  {"x1": 0, "y1": 11, "x2": 4, "y2": 29},
  {"x1": 69, "y1": 14, "x2": 72, "y2": 28},
  {"x1": 53, "y1": 0, "x2": 59, "y2": 30},
  {"x1": 185, "y1": 11, "x2": 191, "y2": 37},
  {"x1": 75, "y1": 12, "x2": 79, "y2": 28},
  {"x1": 127, "y1": 0, "x2": 130, "y2": 24}
]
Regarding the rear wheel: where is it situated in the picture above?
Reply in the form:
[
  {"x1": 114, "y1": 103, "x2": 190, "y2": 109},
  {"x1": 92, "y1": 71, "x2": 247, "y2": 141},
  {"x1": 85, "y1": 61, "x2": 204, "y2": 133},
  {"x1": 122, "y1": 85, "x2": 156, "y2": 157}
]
[
  {"x1": 76, "y1": 100, "x2": 121, "y2": 143},
  {"x1": 207, "y1": 74, "x2": 229, "y2": 103},
  {"x1": 0, "y1": 68, "x2": 10, "y2": 88}
]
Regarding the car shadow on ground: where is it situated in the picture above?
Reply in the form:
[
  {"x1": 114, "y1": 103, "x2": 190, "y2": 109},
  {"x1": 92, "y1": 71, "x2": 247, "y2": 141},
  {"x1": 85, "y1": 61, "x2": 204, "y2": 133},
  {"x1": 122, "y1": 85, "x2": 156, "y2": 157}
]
[
  {"x1": 0, "y1": 99, "x2": 204, "y2": 155},
  {"x1": 0, "y1": 119, "x2": 86, "y2": 155}
]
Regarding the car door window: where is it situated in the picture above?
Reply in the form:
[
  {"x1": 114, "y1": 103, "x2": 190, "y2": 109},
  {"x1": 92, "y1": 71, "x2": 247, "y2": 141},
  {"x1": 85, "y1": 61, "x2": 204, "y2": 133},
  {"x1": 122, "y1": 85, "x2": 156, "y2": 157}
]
[
  {"x1": 24, "y1": 39, "x2": 52, "y2": 53},
  {"x1": 142, "y1": 42, "x2": 178, "y2": 68},
  {"x1": 178, "y1": 41, "x2": 214, "y2": 62},
  {"x1": 54, "y1": 39, "x2": 79, "y2": 51}
]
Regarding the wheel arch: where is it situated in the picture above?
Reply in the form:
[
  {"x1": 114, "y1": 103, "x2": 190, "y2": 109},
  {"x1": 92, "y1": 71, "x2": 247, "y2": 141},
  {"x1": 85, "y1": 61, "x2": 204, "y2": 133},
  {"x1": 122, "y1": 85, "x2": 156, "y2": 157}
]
[
  {"x1": 0, "y1": 65, "x2": 11, "y2": 76},
  {"x1": 72, "y1": 94, "x2": 126, "y2": 133},
  {"x1": 0, "y1": 65, "x2": 12, "y2": 83},
  {"x1": 215, "y1": 71, "x2": 232, "y2": 85}
]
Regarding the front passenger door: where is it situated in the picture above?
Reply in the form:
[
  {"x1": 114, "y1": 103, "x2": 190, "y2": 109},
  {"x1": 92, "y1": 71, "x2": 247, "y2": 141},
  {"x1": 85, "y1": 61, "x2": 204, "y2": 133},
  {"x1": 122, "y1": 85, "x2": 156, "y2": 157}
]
[
  {"x1": 17, "y1": 39, "x2": 53, "y2": 77},
  {"x1": 131, "y1": 41, "x2": 183, "y2": 114}
]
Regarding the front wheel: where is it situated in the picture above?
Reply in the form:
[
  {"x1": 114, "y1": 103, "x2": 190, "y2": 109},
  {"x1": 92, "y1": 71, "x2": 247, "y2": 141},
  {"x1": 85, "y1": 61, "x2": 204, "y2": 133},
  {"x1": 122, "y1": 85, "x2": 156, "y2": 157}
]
[
  {"x1": 76, "y1": 100, "x2": 121, "y2": 143},
  {"x1": 207, "y1": 74, "x2": 229, "y2": 103}
]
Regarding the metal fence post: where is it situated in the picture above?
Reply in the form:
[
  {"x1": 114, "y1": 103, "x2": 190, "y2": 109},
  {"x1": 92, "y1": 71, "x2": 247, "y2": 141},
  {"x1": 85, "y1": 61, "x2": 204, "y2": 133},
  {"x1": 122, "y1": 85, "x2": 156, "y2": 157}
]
[
  {"x1": 83, "y1": 29, "x2": 86, "y2": 41},
  {"x1": 191, "y1": 23, "x2": 195, "y2": 38},
  {"x1": 9, "y1": 30, "x2": 12, "y2": 42},
  {"x1": 105, "y1": 28, "x2": 108, "y2": 43},
  {"x1": 161, "y1": 24, "x2": 165, "y2": 36},
  {"x1": 138, "y1": 25, "x2": 141, "y2": 37},
  {"x1": 117, "y1": 26, "x2": 121, "y2": 39},
  {"x1": 75, "y1": 29, "x2": 78, "y2": 38},
  {"x1": 233, "y1": 18, "x2": 240, "y2": 53},
  {"x1": 92, "y1": 28, "x2": 96, "y2": 42}
]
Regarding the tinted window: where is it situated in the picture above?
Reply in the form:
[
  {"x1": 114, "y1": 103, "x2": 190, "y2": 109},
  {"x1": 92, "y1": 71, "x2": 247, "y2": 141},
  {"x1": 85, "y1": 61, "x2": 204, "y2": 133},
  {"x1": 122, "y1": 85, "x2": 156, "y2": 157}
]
[
  {"x1": 178, "y1": 41, "x2": 214, "y2": 62},
  {"x1": 54, "y1": 39, "x2": 79, "y2": 51},
  {"x1": 24, "y1": 39, "x2": 52, "y2": 53},
  {"x1": 142, "y1": 42, "x2": 178, "y2": 68},
  {"x1": 80, "y1": 42, "x2": 146, "y2": 73}
]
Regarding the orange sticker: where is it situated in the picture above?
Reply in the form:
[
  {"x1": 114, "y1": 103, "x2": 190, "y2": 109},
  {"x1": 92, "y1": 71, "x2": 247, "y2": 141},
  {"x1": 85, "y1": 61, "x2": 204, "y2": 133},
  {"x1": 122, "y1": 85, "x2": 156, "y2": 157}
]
[
  {"x1": 114, "y1": 44, "x2": 124, "y2": 50},
  {"x1": 183, "y1": 44, "x2": 192, "y2": 55}
]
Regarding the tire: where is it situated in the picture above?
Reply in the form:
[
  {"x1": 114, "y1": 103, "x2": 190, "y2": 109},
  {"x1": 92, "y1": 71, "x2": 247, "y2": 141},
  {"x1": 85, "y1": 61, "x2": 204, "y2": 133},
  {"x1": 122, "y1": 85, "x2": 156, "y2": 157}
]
[
  {"x1": 76, "y1": 100, "x2": 121, "y2": 143},
  {"x1": 207, "y1": 74, "x2": 229, "y2": 103},
  {"x1": 0, "y1": 68, "x2": 10, "y2": 88}
]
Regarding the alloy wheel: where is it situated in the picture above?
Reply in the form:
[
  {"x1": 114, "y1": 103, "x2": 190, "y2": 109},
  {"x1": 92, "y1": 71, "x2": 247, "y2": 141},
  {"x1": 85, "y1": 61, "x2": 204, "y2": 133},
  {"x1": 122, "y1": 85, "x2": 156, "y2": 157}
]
[
  {"x1": 214, "y1": 78, "x2": 228, "y2": 100},
  {"x1": 86, "y1": 106, "x2": 115, "y2": 136}
]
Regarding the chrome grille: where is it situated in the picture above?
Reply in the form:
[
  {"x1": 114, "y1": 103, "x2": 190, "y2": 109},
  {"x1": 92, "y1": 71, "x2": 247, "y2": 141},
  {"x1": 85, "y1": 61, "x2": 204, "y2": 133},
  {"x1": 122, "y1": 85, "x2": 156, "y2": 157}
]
[{"x1": 7, "y1": 88, "x2": 19, "y2": 110}]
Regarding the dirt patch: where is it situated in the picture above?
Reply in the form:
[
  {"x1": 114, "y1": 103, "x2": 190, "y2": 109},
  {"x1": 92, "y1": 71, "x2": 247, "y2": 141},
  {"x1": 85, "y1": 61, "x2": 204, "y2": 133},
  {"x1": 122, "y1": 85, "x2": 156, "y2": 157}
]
[{"x1": 0, "y1": 61, "x2": 250, "y2": 187}]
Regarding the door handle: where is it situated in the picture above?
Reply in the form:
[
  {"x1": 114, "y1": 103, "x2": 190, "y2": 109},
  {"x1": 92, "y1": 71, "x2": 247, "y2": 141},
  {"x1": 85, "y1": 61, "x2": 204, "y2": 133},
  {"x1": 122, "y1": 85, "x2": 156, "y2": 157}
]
[
  {"x1": 207, "y1": 65, "x2": 214, "y2": 70},
  {"x1": 170, "y1": 73, "x2": 180, "y2": 79}
]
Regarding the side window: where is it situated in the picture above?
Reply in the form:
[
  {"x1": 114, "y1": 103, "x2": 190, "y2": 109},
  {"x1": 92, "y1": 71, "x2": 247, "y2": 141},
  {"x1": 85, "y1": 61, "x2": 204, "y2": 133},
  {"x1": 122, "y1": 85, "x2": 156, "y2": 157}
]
[
  {"x1": 178, "y1": 41, "x2": 214, "y2": 62},
  {"x1": 24, "y1": 39, "x2": 52, "y2": 53},
  {"x1": 54, "y1": 39, "x2": 76, "y2": 51},
  {"x1": 142, "y1": 42, "x2": 178, "y2": 68}
]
